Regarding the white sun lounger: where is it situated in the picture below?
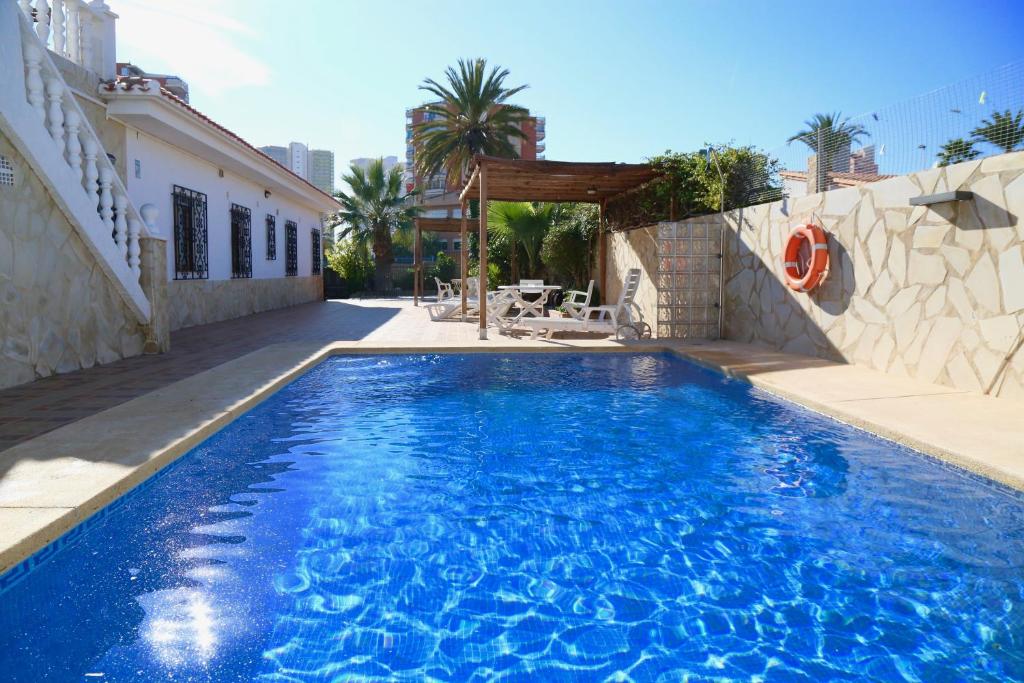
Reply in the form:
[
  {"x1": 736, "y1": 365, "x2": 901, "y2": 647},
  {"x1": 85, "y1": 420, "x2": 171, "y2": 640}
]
[{"x1": 520, "y1": 269, "x2": 642, "y2": 339}]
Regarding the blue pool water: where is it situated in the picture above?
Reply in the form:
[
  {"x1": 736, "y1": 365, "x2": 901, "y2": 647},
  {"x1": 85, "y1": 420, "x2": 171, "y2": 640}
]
[{"x1": 1, "y1": 353, "x2": 1023, "y2": 681}]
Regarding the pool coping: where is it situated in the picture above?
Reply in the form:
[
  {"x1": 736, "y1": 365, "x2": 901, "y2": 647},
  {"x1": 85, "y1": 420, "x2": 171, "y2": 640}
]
[{"x1": 1, "y1": 338, "x2": 1022, "y2": 576}]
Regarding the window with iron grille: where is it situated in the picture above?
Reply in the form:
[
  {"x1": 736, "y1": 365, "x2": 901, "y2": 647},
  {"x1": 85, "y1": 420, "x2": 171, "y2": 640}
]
[
  {"x1": 285, "y1": 220, "x2": 298, "y2": 276},
  {"x1": 172, "y1": 185, "x2": 208, "y2": 279},
  {"x1": 230, "y1": 204, "x2": 252, "y2": 278},
  {"x1": 311, "y1": 229, "x2": 321, "y2": 274},
  {"x1": 265, "y1": 214, "x2": 277, "y2": 260}
]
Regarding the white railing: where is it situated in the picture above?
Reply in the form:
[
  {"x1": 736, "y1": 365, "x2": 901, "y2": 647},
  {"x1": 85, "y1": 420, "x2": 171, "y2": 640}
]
[
  {"x1": 17, "y1": 0, "x2": 110, "y2": 75},
  {"x1": 16, "y1": 6, "x2": 145, "y2": 280}
]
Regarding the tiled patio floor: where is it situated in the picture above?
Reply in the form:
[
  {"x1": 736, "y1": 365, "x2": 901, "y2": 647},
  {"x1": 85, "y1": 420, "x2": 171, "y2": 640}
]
[{"x1": 0, "y1": 298, "x2": 488, "y2": 452}]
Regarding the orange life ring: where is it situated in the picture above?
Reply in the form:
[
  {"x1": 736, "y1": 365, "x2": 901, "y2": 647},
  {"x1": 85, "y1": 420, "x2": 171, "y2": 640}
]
[{"x1": 782, "y1": 223, "x2": 829, "y2": 292}]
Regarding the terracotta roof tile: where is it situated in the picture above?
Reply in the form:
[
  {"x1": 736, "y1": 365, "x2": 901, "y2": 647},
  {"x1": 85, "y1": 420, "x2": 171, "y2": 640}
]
[{"x1": 104, "y1": 77, "x2": 339, "y2": 207}]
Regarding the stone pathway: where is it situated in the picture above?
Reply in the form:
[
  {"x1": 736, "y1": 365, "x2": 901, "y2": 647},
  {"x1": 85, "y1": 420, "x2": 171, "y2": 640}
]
[{"x1": 0, "y1": 299, "x2": 495, "y2": 452}]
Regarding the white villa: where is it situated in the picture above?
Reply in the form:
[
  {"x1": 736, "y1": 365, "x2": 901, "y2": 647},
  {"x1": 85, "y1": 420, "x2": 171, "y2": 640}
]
[{"x1": 0, "y1": 0, "x2": 339, "y2": 389}]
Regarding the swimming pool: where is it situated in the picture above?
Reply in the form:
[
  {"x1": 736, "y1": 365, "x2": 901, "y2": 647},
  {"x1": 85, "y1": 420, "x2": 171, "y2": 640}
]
[{"x1": 1, "y1": 353, "x2": 1022, "y2": 681}]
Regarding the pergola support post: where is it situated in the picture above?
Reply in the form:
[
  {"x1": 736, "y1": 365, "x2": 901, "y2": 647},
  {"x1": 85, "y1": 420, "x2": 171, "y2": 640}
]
[
  {"x1": 598, "y1": 199, "x2": 607, "y2": 305},
  {"x1": 478, "y1": 163, "x2": 488, "y2": 340},
  {"x1": 460, "y1": 199, "x2": 468, "y2": 322},
  {"x1": 413, "y1": 219, "x2": 421, "y2": 305},
  {"x1": 416, "y1": 221, "x2": 423, "y2": 302}
]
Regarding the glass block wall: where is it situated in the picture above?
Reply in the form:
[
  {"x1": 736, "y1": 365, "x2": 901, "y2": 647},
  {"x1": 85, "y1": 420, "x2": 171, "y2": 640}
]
[{"x1": 656, "y1": 221, "x2": 723, "y2": 339}]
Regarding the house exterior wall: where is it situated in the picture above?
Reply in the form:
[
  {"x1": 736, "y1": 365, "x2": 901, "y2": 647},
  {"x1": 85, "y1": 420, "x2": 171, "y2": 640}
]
[
  {"x1": 124, "y1": 130, "x2": 324, "y2": 330},
  {"x1": 720, "y1": 152, "x2": 1024, "y2": 400},
  {"x1": 167, "y1": 276, "x2": 322, "y2": 331},
  {"x1": 0, "y1": 132, "x2": 146, "y2": 389}
]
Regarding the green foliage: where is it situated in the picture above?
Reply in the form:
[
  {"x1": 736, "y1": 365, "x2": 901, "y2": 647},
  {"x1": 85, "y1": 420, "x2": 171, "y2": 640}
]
[
  {"x1": 429, "y1": 251, "x2": 458, "y2": 282},
  {"x1": 329, "y1": 158, "x2": 419, "y2": 290},
  {"x1": 413, "y1": 59, "x2": 529, "y2": 184},
  {"x1": 971, "y1": 109, "x2": 1024, "y2": 153},
  {"x1": 488, "y1": 202, "x2": 554, "y2": 278},
  {"x1": 937, "y1": 138, "x2": 981, "y2": 167},
  {"x1": 325, "y1": 239, "x2": 373, "y2": 292},
  {"x1": 541, "y1": 204, "x2": 597, "y2": 289},
  {"x1": 468, "y1": 260, "x2": 504, "y2": 287},
  {"x1": 638, "y1": 146, "x2": 782, "y2": 221}
]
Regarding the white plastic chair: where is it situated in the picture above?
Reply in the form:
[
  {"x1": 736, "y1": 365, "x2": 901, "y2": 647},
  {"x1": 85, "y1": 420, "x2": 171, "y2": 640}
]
[
  {"x1": 563, "y1": 280, "x2": 594, "y2": 320},
  {"x1": 434, "y1": 277, "x2": 454, "y2": 303}
]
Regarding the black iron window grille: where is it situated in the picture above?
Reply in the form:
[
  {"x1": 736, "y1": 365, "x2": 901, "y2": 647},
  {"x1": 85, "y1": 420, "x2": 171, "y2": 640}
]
[
  {"x1": 285, "y1": 220, "x2": 298, "y2": 276},
  {"x1": 266, "y1": 214, "x2": 277, "y2": 260},
  {"x1": 311, "y1": 229, "x2": 321, "y2": 274},
  {"x1": 230, "y1": 203, "x2": 252, "y2": 278},
  {"x1": 172, "y1": 185, "x2": 208, "y2": 279}
]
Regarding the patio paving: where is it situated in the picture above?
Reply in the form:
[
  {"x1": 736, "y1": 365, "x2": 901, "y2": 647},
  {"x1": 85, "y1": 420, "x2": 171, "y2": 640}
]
[{"x1": 0, "y1": 298, "x2": 496, "y2": 453}]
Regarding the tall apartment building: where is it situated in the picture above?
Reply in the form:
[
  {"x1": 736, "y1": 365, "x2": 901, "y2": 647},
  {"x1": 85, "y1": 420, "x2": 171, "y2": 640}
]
[
  {"x1": 309, "y1": 150, "x2": 336, "y2": 194},
  {"x1": 258, "y1": 142, "x2": 336, "y2": 194},
  {"x1": 404, "y1": 105, "x2": 545, "y2": 195}
]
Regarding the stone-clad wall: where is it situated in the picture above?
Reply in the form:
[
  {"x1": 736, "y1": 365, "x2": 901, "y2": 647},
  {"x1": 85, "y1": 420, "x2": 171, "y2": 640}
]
[
  {"x1": 606, "y1": 227, "x2": 659, "y2": 331},
  {"x1": 168, "y1": 276, "x2": 322, "y2": 331},
  {"x1": 0, "y1": 134, "x2": 146, "y2": 390},
  {"x1": 721, "y1": 152, "x2": 1024, "y2": 400}
]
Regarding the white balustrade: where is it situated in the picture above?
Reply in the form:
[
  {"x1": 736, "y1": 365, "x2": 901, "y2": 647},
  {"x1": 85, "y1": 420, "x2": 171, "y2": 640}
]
[
  {"x1": 82, "y1": 133, "x2": 99, "y2": 201},
  {"x1": 18, "y1": 0, "x2": 105, "y2": 72},
  {"x1": 23, "y1": 40, "x2": 45, "y2": 121},
  {"x1": 113, "y1": 189, "x2": 128, "y2": 257},
  {"x1": 45, "y1": 76, "x2": 64, "y2": 144},
  {"x1": 128, "y1": 216, "x2": 142, "y2": 276},
  {"x1": 65, "y1": 0, "x2": 80, "y2": 61},
  {"x1": 64, "y1": 107, "x2": 82, "y2": 181},
  {"x1": 33, "y1": 0, "x2": 49, "y2": 45},
  {"x1": 51, "y1": 0, "x2": 65, "y2": 56},
  {"x1": 15, "y1": 3, "x2": 149, "y2": 290},
  {"x1": 97, "y1": 164, "x2": 114, "y2": 237}
]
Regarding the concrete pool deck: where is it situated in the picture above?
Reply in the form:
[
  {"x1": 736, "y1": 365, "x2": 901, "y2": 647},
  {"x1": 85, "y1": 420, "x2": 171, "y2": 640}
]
[{"x1": 0, "y1": 298, "x2": 1022, "y2": 574}]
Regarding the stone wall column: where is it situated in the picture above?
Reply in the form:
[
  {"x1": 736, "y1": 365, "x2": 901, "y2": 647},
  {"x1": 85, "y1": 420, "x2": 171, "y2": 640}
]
[{"x1": 139, "y1": 236, "x2": 169, "y2": 353}]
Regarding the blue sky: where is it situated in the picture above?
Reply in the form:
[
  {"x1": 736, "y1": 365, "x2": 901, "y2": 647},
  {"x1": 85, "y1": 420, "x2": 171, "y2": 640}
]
[{"x1": 115, "y1": 0, "x2": 1023, "y2": 178}]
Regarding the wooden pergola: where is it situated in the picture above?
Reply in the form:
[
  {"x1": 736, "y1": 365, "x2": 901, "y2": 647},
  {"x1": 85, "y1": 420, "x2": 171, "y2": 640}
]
[
  {"x1": 424, "y1": 155, "x2": 661, "y2": 339},
  {"x1": 412, "y1": 215, "x2": 480, "y2": 318}
]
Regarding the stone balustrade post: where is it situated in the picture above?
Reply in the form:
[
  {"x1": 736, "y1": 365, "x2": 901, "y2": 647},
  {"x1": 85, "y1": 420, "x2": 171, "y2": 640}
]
[
  {"x1": 87, "y1": 0, "x2": 116, "y2": 79},
  {"x1": 52, "y1": 0, "x2": 65, "y2": 55},
  {"x1": 139, "y1": 204, "x2": 169, "y2": 353}
]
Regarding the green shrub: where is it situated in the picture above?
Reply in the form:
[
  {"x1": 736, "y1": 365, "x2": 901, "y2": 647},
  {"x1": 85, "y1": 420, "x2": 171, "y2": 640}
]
[{"x1": 325, "y1": 239, "x2": 373, "y2": 292}]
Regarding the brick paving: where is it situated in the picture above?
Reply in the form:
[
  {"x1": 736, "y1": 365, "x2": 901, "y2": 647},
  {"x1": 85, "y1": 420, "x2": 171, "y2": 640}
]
[{"x1": 0, "y1": 298, "x2": 483, "y2": 452}]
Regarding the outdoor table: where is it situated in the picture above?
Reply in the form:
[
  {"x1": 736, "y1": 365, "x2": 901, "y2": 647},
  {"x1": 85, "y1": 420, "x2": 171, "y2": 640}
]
[{"x1": 497, "y1": 285, "x2": 562, "y2": 324}]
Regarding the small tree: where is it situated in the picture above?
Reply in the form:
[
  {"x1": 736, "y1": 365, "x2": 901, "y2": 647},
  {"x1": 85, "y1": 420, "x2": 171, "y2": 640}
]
[
  {"x1": 429, "y1": 251, "x2": 458, "y2": 282},
  {"x1": 541, "y1": 204, "x2": 597, "y2": 289},
  {"x1": 937, "y1": 138, "x2": 981, "y2": 166},
  {"x1": 325, "y1": 239, "x2": 373, "y2": 292}
]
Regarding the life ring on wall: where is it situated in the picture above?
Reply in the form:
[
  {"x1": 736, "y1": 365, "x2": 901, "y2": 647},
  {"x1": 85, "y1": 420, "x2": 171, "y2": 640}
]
[{"x1": 782, "y1": 223, "x2": 829, "y2": 292}]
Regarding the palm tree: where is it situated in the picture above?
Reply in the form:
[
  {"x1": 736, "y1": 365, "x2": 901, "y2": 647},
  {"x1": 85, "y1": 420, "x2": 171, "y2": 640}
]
[
  {"x1": 331, "y1": 158, "x2": 419, "y2": 291},
  {"x1": 936, "y1": 138, "x2": 980, "y2": 167},
  {"x1": 413, "y1": 58, "x2": 529, "y2": 187},
  {"x1": 787, "y1": 112, "x2": 870, "y2": 179},
  {"x1": 971, "y1": 109, "x2": 1024, "y2": 153},
  {"x1": 488, "y1": 202, "x2": 553, "y2": 280}
]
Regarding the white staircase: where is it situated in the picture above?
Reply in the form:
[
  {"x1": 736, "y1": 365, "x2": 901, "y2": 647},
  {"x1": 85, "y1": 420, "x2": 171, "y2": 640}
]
[{"x1": 0, "y1": 0, "x2": 150, "y2": 322}]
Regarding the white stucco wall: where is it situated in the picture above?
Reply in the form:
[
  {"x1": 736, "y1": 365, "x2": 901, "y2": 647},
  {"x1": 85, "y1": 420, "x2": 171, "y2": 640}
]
[{"x1": 124, "y1": 130, "x2": 322, "y2": 282}]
